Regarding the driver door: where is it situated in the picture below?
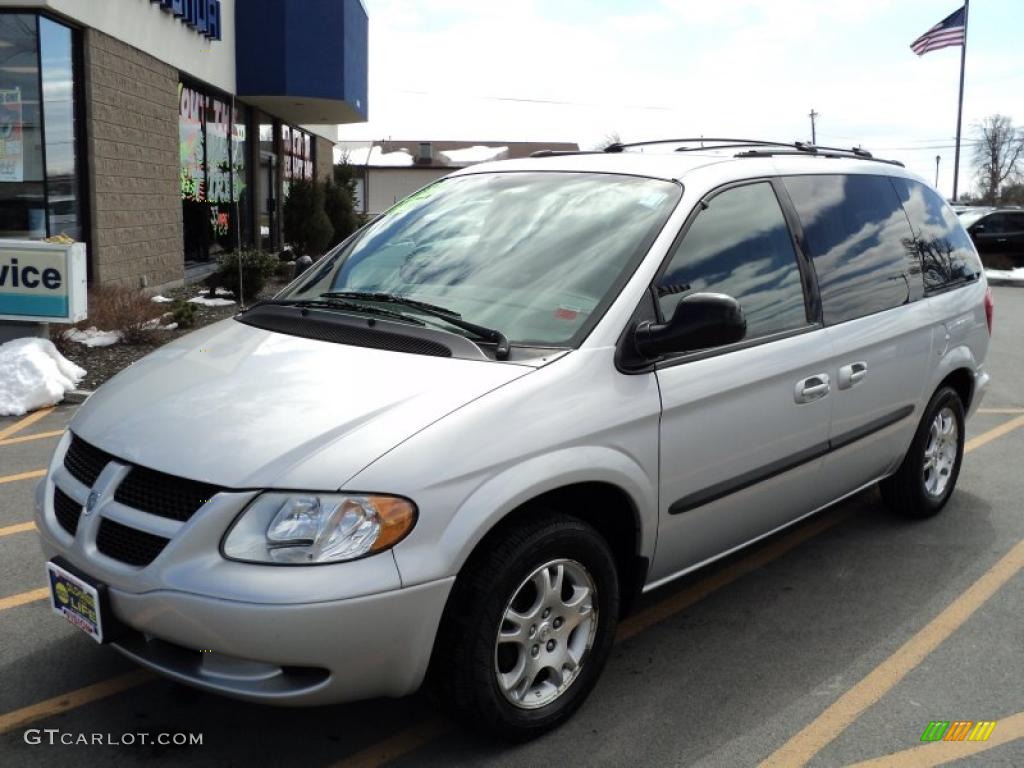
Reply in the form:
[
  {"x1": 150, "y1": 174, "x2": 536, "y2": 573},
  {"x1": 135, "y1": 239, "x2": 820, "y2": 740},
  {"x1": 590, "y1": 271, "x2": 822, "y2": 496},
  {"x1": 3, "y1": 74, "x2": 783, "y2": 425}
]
[{"x1": 649, "y1": 180, "x2": 835, "y2": 584}]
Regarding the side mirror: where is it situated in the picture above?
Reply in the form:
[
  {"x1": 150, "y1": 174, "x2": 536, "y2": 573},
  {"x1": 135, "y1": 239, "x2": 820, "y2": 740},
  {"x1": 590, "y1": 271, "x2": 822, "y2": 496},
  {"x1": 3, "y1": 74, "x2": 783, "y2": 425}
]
[{"x1": 635, "y1": 293, "x2": 746, "y2": 358}]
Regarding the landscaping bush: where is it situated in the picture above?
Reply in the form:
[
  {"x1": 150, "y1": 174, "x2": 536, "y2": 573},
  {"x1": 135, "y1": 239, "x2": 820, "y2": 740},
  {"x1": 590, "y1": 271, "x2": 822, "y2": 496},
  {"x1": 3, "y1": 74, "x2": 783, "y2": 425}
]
[
  {"x1": 75, "y1": 284, "x2": 165, "y2": 345},
  {"x1": 324, "y1": 178, "x2": 359, "y2": 244},
  {"x1": 215, "y1": 249, "x2": 279, "y2": 302},
  {"x1": 171, "y1": 300, "x2": 197, "y2": 329},
  {"x1": 283, "y1": 178, "x2": 334, "y2": 256}
]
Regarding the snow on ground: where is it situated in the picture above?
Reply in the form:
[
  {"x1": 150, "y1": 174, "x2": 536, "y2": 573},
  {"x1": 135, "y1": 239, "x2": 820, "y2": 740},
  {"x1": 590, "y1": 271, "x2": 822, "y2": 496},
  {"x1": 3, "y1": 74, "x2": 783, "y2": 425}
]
[
  {"x1": 214, "y1": 287, "x2": 235, "y2": 297},
  {"x1": 346, "y1": 145, "x2": 415, "y2": 167},
  {"x1": 439, "y1": 145, "x2": 509, "y2": 165},
  {"x1": 0, "y1": 337, "x2": 85, "y2": 416},
  {"x1": 985, "y1": 267, "x2": 1024, "y2": 284},
  {"x1": 151, "y1": 294, "x2": 174, "y2": 303},
  {"x1": 188, "y1": 296, "x2": 235, "y2": 307},
  {"x1": 63, "y1": 328, "x2": 122, "y2": 347}
]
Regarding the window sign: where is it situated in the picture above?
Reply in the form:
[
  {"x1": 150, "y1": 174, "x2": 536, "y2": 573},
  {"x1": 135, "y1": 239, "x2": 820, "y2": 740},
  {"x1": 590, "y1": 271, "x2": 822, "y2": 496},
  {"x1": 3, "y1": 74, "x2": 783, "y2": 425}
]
[
  {"x1": 0, "y1": 240, "x2": 86, "y2": 322},
  {"x1": 283, "y1": 126, "x2": 313, "y2": 183},
  {"x1": 206, "y1": 96, "x2": 231, "y2": 203},
  {"x1": 0, "y1": 88, "x2": 23, "y2": 182},
  {"x1": 179, "y1": 83, "x2": 205, "y2": 201}
]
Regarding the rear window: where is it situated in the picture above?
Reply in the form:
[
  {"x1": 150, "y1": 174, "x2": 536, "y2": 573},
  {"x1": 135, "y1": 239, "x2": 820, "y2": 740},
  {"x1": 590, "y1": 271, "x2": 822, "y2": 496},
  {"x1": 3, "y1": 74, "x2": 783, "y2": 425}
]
[
  {"x1": 783, "y1": 174, "x2": 918, "y2": 325},
  {"x1": 891, "y1": 178, "x2": 981, "y2": 293}
]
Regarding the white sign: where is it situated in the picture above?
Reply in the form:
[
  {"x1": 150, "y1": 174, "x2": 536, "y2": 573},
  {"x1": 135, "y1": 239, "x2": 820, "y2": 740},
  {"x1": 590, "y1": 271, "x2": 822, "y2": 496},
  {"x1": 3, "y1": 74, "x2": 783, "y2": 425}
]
[{"x1": 0, "y1": 241, "x2": 87, "y2": 323}]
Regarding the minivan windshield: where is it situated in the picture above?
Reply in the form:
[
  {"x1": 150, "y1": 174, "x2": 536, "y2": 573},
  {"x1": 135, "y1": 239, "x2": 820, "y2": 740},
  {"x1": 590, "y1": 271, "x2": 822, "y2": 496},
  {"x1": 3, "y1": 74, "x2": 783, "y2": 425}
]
[{"x1": 279, "y1": 172, "x2": 681, "y2": 347}]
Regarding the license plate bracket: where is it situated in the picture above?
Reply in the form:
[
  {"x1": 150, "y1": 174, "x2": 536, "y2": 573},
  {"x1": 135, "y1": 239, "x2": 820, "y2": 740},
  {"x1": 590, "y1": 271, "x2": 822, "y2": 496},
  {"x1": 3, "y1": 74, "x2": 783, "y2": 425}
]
[{"x1": 46, "y1": 557, "x2": 111, "y2": 644}]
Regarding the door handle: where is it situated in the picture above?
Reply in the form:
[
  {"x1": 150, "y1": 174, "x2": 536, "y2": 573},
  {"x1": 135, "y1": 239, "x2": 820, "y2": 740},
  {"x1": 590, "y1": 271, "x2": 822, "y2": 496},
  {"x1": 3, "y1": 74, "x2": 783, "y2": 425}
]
[
  {"x1": 795, "y1": 373, "x2": 830, "y2": 403},
  {"x1": 997, "y1": 237, "x2": 1008, "y2": 243},
  {"x1": 838, "y1": 361, "x2": 868, "y2": 390}
]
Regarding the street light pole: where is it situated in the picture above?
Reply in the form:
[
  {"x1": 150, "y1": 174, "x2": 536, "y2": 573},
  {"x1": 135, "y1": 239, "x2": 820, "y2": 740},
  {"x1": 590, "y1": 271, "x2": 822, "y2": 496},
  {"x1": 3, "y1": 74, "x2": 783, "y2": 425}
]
[
  {"x1": 809, "y1": 109, "x2": 819, "y2": 144},
  {"x1": 935, "y1": 155, "x2": 941, "y2": 188}
]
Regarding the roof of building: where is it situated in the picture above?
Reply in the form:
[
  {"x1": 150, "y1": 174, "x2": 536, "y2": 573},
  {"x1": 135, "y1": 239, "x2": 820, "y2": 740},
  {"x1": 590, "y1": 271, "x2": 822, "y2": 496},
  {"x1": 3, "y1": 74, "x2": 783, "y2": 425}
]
[{"x1": 338, "y1": 140, "x2": 580, "y2": 169}]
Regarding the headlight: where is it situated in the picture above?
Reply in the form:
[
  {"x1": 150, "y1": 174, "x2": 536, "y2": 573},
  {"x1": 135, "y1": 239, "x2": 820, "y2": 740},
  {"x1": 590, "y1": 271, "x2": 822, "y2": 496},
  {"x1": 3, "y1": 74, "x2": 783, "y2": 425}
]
[{"x1": 222, "y1": 493, "x2": 417, "y2": 565}]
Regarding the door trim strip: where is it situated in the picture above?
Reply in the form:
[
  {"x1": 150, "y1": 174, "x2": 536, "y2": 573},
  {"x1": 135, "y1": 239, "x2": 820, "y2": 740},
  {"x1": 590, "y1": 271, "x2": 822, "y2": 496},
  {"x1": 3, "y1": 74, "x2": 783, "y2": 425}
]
[{"x1": 668, "y1": 404, "x2": 915, "y2": 515}]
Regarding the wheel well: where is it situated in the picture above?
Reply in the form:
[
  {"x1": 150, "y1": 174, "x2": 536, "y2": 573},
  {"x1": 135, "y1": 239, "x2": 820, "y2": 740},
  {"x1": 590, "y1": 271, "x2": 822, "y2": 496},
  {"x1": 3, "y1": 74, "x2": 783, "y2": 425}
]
[
  {"x1": 940, "y1": 368, "x2": 974, "y2": 410},
  {"x1": 472, "y1": 482, "x2": 646, "y2": 617}
]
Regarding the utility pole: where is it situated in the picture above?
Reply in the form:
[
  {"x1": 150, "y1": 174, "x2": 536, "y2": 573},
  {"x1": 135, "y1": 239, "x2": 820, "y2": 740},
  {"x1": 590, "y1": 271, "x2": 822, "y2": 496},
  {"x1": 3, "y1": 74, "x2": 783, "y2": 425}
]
[
  {"x1": 935, "y1": 155, "x2": 941, "y2": 187},
  {"x1": 809, "y1": 109, "x2": 819, "y2": 144}
]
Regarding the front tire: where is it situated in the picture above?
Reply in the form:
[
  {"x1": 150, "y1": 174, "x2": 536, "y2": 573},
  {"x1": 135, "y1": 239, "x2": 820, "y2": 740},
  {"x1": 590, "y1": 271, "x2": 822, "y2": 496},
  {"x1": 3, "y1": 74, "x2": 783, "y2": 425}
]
[
  {"x1": 881, "y1": 386, "x2": 965, "y2": 519},
  {"x1": 430, "y1": 513, "x2": 620, "y2": 741}
]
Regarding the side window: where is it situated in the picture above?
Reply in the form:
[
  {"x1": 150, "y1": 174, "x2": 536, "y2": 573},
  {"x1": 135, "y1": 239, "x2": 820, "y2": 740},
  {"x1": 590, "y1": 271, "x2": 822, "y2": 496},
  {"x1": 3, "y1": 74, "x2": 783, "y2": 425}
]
[
  {"x1": 784, "y1": 174, "x2": 917, "y2": 325},
  {"x1": 975, "y1": 214, "x2": 1008, "y2": 234},
  {"x1": 656, "y1": 182, "x2": 809, "y2": 342},
  {"x1": 891, "y1": 178, "x2": 981, "y2": 293},
  {"x1": 1008, "y1": 214, "x2": 1024, "y2": 234}
]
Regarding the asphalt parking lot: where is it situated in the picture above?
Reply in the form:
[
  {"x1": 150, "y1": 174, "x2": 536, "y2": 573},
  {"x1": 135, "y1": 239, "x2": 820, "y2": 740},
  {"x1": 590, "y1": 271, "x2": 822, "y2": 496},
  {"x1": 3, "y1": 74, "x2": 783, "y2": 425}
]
[{"x1": 0, "y1": 286, "x2": 1021, "y2": 768}]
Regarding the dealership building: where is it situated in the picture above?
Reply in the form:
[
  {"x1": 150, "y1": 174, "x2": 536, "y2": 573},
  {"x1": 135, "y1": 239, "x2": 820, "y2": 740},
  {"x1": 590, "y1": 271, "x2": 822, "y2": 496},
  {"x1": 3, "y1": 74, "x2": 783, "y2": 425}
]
[{"x1": 0, "y1": 0, "x2": 368, "y2": 290}]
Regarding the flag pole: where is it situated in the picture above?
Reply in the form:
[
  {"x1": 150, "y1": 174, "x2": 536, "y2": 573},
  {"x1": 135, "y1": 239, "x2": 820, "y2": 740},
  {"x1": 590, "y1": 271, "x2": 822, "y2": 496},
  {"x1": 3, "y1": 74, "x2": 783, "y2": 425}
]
[{"x1": 952, "y1": 0, "x2": 969, "y2": 201}]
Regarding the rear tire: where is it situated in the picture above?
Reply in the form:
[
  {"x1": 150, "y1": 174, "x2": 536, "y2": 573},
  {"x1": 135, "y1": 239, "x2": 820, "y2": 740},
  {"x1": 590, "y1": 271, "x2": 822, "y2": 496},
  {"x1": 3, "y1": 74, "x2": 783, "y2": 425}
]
[
  {"x1": 430, "y1": 513, "x2": 619, "y2": 741},
  {"x1": 880, "y1": 386, "x2": 965, "y2": 519}
]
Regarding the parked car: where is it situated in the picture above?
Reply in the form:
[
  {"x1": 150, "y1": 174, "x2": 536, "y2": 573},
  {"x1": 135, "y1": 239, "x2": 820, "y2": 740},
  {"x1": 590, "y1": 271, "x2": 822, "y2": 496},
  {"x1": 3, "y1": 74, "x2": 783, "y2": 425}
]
[
  {"x1": 958, "y1": 207, "x2": 1024, "y2": 268},
  {"x1": 36, "y1": 140, "x2": 992, "y2": 741}
]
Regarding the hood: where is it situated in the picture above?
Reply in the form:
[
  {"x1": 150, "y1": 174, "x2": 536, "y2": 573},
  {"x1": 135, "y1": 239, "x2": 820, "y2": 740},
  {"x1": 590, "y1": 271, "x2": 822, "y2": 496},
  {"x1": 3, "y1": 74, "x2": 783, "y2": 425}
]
[{"x1": 70, "y1": 319, "x2": 533, "y2": 488}]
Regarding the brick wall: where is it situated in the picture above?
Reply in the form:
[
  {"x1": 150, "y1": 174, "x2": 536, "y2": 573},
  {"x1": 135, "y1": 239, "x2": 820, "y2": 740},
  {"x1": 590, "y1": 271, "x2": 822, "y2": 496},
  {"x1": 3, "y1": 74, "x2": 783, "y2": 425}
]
[
  {"x1": 316, "y1": 135, "x2": 335, "y2": 184},
  {"x1": 83, "y1": 30, "x2": 183, "y2": 289}
]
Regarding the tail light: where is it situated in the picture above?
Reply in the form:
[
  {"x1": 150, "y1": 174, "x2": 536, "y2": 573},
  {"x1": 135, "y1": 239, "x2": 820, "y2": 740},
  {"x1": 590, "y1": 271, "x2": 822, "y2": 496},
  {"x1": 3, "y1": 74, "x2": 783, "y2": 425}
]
[{"x1": 984, "y1": 287, "x2": 994, "y2": 335}]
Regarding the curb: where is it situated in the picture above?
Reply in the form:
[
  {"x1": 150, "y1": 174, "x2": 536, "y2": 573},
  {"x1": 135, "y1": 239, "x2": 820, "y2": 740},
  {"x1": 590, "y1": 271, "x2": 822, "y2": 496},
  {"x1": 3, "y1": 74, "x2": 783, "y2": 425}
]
[{"x1": 63, "y1": 389, "x2": 94, "y2": 404}]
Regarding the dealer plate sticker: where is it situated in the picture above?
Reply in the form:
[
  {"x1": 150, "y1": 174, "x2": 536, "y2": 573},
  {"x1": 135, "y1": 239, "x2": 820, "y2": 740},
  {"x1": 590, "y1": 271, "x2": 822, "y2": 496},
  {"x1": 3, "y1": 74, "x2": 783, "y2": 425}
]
[{"x1": 46, "y1": 561, "x2": 103, "y2": 643}]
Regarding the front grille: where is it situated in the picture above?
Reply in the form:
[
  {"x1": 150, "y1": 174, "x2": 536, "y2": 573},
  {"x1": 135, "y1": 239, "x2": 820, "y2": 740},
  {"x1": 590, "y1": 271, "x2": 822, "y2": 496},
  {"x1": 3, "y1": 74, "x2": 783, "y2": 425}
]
[
  {"x1": 114, "y1": 465, "x2": 222, "y2": 522},
  {"x1": 53, "y1": 488, "x2": 82, "y2": 536},
  {"x1": 96, "y1": 519, "x2": 169, "y2": 567},
  {"x1": 64, "y1": 435, "x2": 115, "y2": 488}
]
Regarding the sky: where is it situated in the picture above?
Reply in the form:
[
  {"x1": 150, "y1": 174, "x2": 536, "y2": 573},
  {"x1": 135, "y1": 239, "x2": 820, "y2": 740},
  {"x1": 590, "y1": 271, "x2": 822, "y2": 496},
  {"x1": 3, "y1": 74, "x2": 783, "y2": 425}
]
[{"x1": 336, "y1": 0, "x2": 1023, "y2": 199}]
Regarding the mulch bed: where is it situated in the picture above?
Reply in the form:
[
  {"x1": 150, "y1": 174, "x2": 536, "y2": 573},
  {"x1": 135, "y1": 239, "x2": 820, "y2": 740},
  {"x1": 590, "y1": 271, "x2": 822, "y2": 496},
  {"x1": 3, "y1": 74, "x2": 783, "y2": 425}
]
[{"x1": 54, "y1": 276, "x2": 291, "y2": 391}]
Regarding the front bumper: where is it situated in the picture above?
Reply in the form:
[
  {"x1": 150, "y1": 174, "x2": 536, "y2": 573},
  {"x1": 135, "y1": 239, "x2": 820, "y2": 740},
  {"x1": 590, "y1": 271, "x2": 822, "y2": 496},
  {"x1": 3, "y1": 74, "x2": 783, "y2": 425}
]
[{"x1": 104, "y1": 577, "x2": 453, "y2": 705}]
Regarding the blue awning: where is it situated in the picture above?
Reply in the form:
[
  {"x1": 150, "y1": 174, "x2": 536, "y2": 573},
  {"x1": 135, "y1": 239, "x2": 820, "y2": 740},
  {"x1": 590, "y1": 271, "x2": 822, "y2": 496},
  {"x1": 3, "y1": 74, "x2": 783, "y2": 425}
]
[{"x1": 236, "y1": 0, "x2": 368, "y2": 125}]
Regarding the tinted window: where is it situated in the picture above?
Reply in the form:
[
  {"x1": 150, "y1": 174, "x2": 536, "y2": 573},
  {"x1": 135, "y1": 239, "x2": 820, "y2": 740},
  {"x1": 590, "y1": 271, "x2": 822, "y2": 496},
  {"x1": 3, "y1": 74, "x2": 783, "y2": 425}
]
[
  {"x1": 891, "y1": 178, "x2": 981, "y2": 292},
  {"x1": 974, "y1": 214, "x2": 1009, "y2": 234},
  {"x1": 1008, "y1": 214, "x2": 1024, "y2": 233},
  {"x1": 656, "y1": 182, "x2": 808, "y2": 340},
  {"x1": 784, "y1": 174, "x2": 917, "y2": 324}
]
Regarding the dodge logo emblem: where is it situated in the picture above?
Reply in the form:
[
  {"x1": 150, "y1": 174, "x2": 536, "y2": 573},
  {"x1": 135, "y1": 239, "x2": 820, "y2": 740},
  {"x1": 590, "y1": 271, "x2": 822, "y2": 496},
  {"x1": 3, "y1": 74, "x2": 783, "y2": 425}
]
[{"x1": 85, "y1": 491, "x2": 100, "y2": 515}]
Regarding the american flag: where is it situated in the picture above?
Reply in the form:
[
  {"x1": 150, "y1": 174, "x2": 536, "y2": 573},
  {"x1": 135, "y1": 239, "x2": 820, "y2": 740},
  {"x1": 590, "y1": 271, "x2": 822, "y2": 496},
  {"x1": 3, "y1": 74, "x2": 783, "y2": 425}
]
[{"x1": 910, "y1": 5, "x2": 966, "y2": 56}]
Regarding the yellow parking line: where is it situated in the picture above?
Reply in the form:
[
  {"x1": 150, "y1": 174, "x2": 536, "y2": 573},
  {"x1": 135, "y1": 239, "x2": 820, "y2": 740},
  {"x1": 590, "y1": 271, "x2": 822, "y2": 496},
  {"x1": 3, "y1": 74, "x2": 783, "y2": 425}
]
[
  {"x1": 0, "y1": 407, "x2": 54, "y2": 441},
  {"x1": 0, "y1": 587, "x2": 49, "y2": 612},
  {"x1": 0, "y1": 469, "x2": 46, "y2": 485},
  {"x1": 0, "y1": 521, "x2": 35, "y2": 538},
  {"x1": 977, "y1": 407, "x2": 1024, "y2": 414},
  {"x1": 0, "y1": 670, "x2": 155, "y2": 735},
  {"x1": 758, "y1": 538, "x2": 1024, "y2": 767},
  {"x1": 332, "y1": 718, "x2": 450, "y2": 768},
  {"x1": 965, "y1": 413, "x2": 1024, "y2": 453},
  {"x1": 845, "y1": 710, "x2": 1024, "y2": 767},
  {"x1": 0, "y1": 429, "x2": 65, "y2": 447}
]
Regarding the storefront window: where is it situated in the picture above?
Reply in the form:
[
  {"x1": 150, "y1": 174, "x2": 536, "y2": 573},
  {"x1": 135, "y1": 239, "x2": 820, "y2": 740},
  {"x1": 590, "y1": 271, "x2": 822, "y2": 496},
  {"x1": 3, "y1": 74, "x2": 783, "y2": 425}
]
[
  {"x1": 40, "y1": 18, "x2": 80, "y2": 240},
  {"x1": 178, "y1": 81, "x2": 253, "y2": 262},
  {"x1": 0, "y1": 14, "x2": 45, "y2": 238}
]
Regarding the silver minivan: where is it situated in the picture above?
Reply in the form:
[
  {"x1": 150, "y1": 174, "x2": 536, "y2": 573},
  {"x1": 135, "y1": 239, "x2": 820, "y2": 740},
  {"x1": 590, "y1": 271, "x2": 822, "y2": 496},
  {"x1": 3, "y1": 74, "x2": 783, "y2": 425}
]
[{"x1": 35, "y1": 139, "x2": 992, "y2": 740}]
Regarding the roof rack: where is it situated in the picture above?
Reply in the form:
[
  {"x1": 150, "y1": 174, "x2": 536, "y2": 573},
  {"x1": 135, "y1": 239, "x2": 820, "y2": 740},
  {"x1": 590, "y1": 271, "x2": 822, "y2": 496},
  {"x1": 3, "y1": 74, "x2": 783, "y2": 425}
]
[{"x1": 602, "y1": 137, "x2": 904, "y2": 167}]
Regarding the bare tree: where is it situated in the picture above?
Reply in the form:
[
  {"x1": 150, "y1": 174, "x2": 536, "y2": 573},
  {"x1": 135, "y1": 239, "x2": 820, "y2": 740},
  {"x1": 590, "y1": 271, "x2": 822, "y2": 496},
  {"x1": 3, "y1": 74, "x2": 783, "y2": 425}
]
[
  {"x1": 595, "y1": 132, "x2": 623, "y2": 150},
  {"x1": 972, "y1": 114, "x2": 1024, "y2": 203}
]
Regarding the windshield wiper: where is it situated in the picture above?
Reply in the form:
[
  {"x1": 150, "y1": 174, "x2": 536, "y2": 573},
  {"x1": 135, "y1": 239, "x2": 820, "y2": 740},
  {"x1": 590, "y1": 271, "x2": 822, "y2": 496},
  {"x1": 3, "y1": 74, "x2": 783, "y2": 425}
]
[
  {"x1": 255, "y1": 298, "x2": 425, "y2": 326},
  {"x1": 322, "y1": 291, "x2": 511, "y2": 360}
]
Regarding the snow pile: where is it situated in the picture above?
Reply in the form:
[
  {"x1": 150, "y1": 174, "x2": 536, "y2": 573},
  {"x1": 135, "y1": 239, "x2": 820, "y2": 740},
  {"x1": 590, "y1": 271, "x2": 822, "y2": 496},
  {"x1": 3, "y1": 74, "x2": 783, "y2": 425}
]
[
  {"x1": 985, "y1": 267, "x2": 1024, "y2": 284},
  {"x1": 151, "y1": 294, "x2": 174, "y2": 303},
  {"x1": 188, "y1": 296, "x2": 235, "y2": 307},
  {"x1": 0, "y1": 338, "x2": 85, "y2": 416},
  {"x1": 366, "y1": 146, "x2": 416, "y2": 167},
  {"x1": 439, "y1": 145, "x2": 509, "y2": 166},
  {"x1": 214, "y1": 287, "x2": 235, "y2": 297},
  {"x1": 63, "y1": 327, "x2": 122, "y2": 347}
]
